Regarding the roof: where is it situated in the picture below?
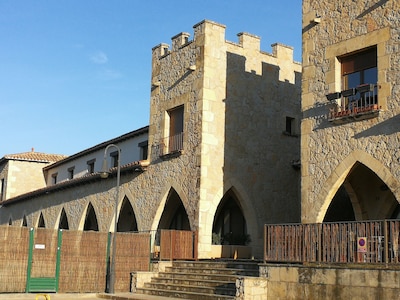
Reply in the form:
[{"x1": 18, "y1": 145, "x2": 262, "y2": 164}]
[
  {"x1": 43, "y1": 126, "x2": 149, "y2": 170},
  {"x1": 1, "y1": 151, "x2": 67, "y2": 164},
  {"x1": 1, "y1": 160, "x2": 148, "y2": 206}
]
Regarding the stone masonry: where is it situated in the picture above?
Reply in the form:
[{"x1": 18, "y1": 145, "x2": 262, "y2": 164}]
[{"x1": 301, "y1": 0, "x2": 400, "y2": 222}]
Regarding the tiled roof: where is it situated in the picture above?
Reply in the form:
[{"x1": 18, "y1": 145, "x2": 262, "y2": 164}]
[{"x1": 3, "y1": 151, "x2": 68, "y2": 163}]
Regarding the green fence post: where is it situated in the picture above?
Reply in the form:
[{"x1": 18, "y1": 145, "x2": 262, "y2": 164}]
[
  {"x1": 105, "y1": 232, "x2": 111, "y2": 292},
  {"x1": 55, "y1": 229, "x2": 63, "y2": 292},
  {"x1": 25, "y1": 228, "x2": 34, "y2": 292}
]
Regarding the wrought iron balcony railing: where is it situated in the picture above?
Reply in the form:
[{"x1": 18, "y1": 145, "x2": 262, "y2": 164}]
[
  {"x1": 160, "y1": 132, "x2": 184, "y2": 156},
  {"x1": 327, "y1": 84, "x2": 380, "y2": 124}
]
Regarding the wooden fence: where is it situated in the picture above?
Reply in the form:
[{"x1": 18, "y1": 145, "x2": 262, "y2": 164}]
[
  {"x1": 264, "y1": 220, "x2": 400, "y2": 264},
  {"x1": 0, "y1": 226, "x2": 151, "y2": 293},
  {"x1": 159, "y1": 230, "x2": 198, "y2": 260},
  {"x1": 0, "y1": 227, "x2": 198, "y2": 293}
]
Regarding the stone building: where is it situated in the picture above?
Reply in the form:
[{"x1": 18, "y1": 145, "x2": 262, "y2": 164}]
[
  {"x1": 0, "y1": 20, "x2": 301, "y2": 258},
  {"x1": 301, "y1": 0, "x2": 400, "y2": 223},
  {"x1": 0, "y1": 151, "x2": 66, "y2": 203}
]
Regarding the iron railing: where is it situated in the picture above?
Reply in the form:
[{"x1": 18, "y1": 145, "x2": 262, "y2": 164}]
[
  {"x1": 264, "y1": 220, "x2": 400, "y2": 264},
  {"x1": 327, "y1": 84, "x2": 380, "y2": 123},
  {"x1": 160, "y1": 132, "x2": 184, "y2": 156}
]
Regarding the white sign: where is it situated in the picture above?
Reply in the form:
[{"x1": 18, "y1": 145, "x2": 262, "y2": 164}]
[{"x1": 34, "y1": 244, "x2": 45, "y2": 250}]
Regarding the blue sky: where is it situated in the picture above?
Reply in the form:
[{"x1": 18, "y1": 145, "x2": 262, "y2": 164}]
[{"x1": 0, "y1": 1, "x2": 302, "y2": 157}]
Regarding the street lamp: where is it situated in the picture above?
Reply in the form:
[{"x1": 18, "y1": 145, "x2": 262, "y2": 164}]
[{"x1": 100, "y1": 144, "x2": 120, "y2": 294}]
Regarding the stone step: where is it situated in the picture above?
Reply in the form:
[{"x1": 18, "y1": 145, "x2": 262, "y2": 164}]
[
  {"x1": 136, "y1": 260, "x2": 259, "y2": 299},
  {"x1": 172, "y1": 260, "x2": 260, "y2": 271},
  {"x1": 157, "y1": 271, "x2": 240, "y2": 282},
  {"x1": 143, "y1": 281, "x2": 236, "y2": 296},
  {"x1": 165, "y1": 266, "x2": 259, "y2": 277},
  {"x1": 137, "y1": 287, "x2": 235, "y2": 300},
  {"x1": 151, "y1": 276, "x2": 235, "y2": 288}
]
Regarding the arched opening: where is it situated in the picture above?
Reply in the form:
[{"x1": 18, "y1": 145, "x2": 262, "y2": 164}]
[
  {"x1": 8, "y1": 218, "x2": 12, "y2": 226},
  {"x1": 158, "y1": 188, "x2": 190, "y2": 230},
  {"x1": 83, "y1": 203, "x2": 99, "y2": 231},
  {"x1": 212, "y1": 189, "x2": 249, "y2": 245},
  {"x1": 22, "y1": 215, "x2": 27, "y2": 227},
  {"x1": 59, "y1": 208, "x2": 69, "y2": 230},
  {"x1": 117, "y1": 197, "x2": 138, "y2": 232},
  {"x1": 324, "y1": 162, "x2": 398, "y2": 222},
  {"x1": 38, "y1": 213, "x2": 46, "y2": 228}
]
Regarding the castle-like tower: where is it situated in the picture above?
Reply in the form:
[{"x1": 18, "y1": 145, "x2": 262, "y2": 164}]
[
  {"x1": 301, "y1": 1, "x2": 400, "y2": 222},
  {"x1": 148, "y1": 20, "x2": 301, "y2": 257}
]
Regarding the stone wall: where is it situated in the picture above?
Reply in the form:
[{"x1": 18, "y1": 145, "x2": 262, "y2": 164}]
[
  {"x1": 2, "y1": 160, "x2": 48, "y2": 201},
  {"x1": 301, "y1": 0, "x2": 400, "y2": 222},
  {"x1": 260, "y1": 264, "x2": 400, "y2": 299}
]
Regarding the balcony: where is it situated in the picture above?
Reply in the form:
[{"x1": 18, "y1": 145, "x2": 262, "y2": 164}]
[
  {"x1": 327, "y1": 84, "x2": 380, "y2": 124},
  {"x1": 159, "y1": 132, "x2": 184, "y2": 158}
]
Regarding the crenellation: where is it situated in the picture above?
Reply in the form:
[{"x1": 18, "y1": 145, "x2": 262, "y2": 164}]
[
  {"x1": 271, "y1": 43, "x2": 294, "y2": 61},
  {"x1": 151, "y1": 43, "x2": 170, "y2": 59},
  {"x1": 171, "y1": 32, "x2": 190, "y2": 51},
  {"x1": 237, "y1": 32, "x2": 261, "y2": 50}
]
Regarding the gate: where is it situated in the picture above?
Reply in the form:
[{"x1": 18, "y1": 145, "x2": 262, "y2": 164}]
[
  {"x1": 160, "y1": 230, "x2": 198, "y2": 260},
  {"x1": 26, "y1": 228, "x2": 62, "y2": 292}
]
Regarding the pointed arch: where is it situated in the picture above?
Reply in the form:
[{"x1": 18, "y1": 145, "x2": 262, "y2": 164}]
[
  {"x1": 157, "y1": 188, "x2": 190, "y2": 231},
  {"x1": 22, "y1": 215, "x2": 27, "y2": 227},
  {"x1": 316, "y1": 150, "x2": 400, "y2": 223},
  {"x1": 212, "y1": 188, "x2": 249, "y2": 245},
  {"x1": 58, "y1": 208, "x2": 69, "y2": 230},
  {"x1": 208, "y1": 180, "x2": 259, "y2": 245},
  {"x1": 117, "y1": 197, "x2": 138, "y2": 232},
  {"x1": 151, "y1": 183, "x2": 191, "y2": 232},
  {"x1": 38, "y1": 212, "x2": 46, "y2": 228},
  {"x1": 83, "y1": 202, "x2": 99, "y2": 231}
]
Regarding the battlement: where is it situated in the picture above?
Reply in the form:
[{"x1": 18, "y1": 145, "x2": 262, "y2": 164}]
[{"x1": 152, "y1": 19, "x2": 296, "y2": 63}]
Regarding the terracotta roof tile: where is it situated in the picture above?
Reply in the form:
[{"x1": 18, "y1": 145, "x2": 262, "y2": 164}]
[{"x1": 4, "y1": 151, "x2": 67, "y2": 163}]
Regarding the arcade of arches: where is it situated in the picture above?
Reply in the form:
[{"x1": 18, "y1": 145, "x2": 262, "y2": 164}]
[
  {"x1": 29, "y1": 187, "x2": 251, "y2": 249},
  {"x1": 323, "y1": 162, "x2": 400, "y2": 222}
]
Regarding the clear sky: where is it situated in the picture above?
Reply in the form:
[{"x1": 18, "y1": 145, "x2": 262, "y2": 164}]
[{"x1": 0, "y1": 0, "x2": 302, "y2": 157}]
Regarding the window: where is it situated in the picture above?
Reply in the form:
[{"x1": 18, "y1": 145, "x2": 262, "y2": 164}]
[
  {"x1": 285, "y1": 117, "x2": 295, "y2": 135},
  {"x1": 166, "y1": 105, "x2": 184, "y2": 153},
  {"x1": 68, "y1": 167, "x2": 74, "y2": 180},
  {"x1": 341, "y1": 47, "x2": 377, "y2": 90},
  {"x1": 110, "y1": 151, "x2": 119, "y2": 168},
  {"x1": 340, "y1": 47, "x2": 378, "y2": 110},
  {"x1": 52, "y1": 173, "x2": 58, "y2": 184},
  {"x1": 87, "y1": 159, "x2": 95, "y2": 174},
  {"x1": 0, "y1": 178, "x2": 4, "y2": 201},
  {"x1": 138, "y1": 140, "x2": 148, "y2": 160},
  {"x1": 328, "y1": 46, "x2": 379, "y2": 122}
]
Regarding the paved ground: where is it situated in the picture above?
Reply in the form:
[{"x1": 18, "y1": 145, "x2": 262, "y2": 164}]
[
  {"x1": 0, "y1": 294, "x2": 99, "y2": 300},
  {"x1": 0, "y1": 293, "x2": 180, "y2": 300}
]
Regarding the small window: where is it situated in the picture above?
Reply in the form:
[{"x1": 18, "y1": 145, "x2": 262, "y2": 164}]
[
  {"x1": 87, "y1": 159, "x2": 95, "y2": 174},
  {"x1": 0, "y1": 178, "x2": 4, "y2": 201},
  {"x1": 68, "y1": 167, "x2": 75, "y2": 180},
  {"x1": 138, "y1": 141, "x2": 148, "y2": 160},
  {"x1": 285, "y1": 117, "x2": 295, "y2": 135},
  {"x1": 110, "y1": 151, "x2": 119, "y2": 168},
  {"x1": 52, "y1": 173, "x2": 58, "y2": 184}
]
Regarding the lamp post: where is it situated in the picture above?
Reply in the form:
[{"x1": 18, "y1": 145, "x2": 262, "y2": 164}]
[{"x1": 100, "y1": 144, "x2": 120, "y2": 294}]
